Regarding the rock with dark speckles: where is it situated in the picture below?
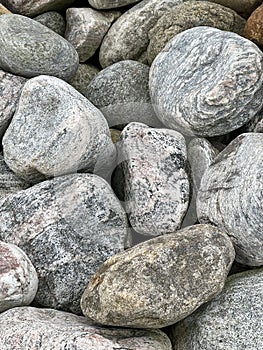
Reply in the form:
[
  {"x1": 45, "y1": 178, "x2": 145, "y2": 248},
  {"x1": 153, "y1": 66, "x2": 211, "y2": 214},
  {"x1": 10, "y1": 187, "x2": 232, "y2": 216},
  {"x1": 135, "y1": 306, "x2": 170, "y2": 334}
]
[
  {"x1": 69, "y1": 63, "x2": 99, "y2": 95},
  {"x1": 34, "y1": 11, "x2": 66, "y2": 36},
  {"x1": 89, "y1": 0, "x2": 141, "y2": 9}
]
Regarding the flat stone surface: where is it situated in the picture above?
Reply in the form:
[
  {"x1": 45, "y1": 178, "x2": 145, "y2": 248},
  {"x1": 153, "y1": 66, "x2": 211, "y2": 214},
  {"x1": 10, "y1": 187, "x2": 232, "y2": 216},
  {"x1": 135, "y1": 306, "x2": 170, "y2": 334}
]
[
  {"x1": 209, "y1": 0, "x2": 262, "y2": 18},
  {"x1": 0, "y1": 241, "x2": 38, "y2": 313},
  {"x1": 89, "y1": 0, "x2": 141, "y2": 9},
  {"x1": 149, "y1": 26, "x2": 263, "y2": 137},
  {"x1": 197, "y1": 133, "x2": 263, "y2": 266},
  {"x1": 244, "y1": 3, "x2": 263, "y2": 47},
  {"x1": 34, "y1": 11, "x2": 66, "y2": 36},
  {"x1": 168, "y1": 268, "x2": 263, "y2": 350},
  {"x1": 0, "y1": 14, "x2": 78, "y2": 80},
  {"x1": 81, "y1": 224, "x2": 235, "y2": 328},
  {"x1": 69, "y1": 63, "x2": 99, "y2": 95},
  {"x1": 3, "y1": 75, "x2": 116, "y2": 184},
  {"x1": 0, "y1": 174, "x2": 130, "y2": 314}
]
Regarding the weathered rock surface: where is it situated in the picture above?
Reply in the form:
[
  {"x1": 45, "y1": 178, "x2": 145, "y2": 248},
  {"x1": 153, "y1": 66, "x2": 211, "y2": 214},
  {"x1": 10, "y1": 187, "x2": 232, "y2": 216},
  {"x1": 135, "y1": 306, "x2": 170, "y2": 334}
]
[
  {"x1": 149, "y1": 26, "x2": 263, "y2": 137},
  {"x1": 209, "y1": 0, "x2": 262, "y2": 18},
  {"x1": 81, "y1": 224, "x2": 235, "y2": 328},
  {"x1": 0, "y1": 3, "x2": 11, "y2": 14},
  {"x1": 168, "y1": 268, "x2": 263, "y2": 350},
  {"x1": 69, "y1": 63, "x2": 99, "y2": 95},
  {"x1": 34, "y1": 11, "x2": 66, "y2": 36},
  {"x1": 3, "y1": 75, "x2": 116, "y2": 184},
  {"x1": 89, "y1": 0, "x2": 141, "y2": 9},
  {"x1": 0, "y1": 241, "x2": 38, "y2": 313},
  {"x1": 86, "y1": 61, "x2": 162, "y2": 128},
  {"x1": 197, "y1": 133, "x2": 263, "y2": 266},
  {"x1": 0, "y1": 14, "x2": 78, "y2": 80},
  {"x1": 0, "y1": 307, "x2": 172, "y2": 349},
  {"x1": 148, "y1": 1, "x2": 246, "y2": 64},
  {"x1": 0, "y1": 174, "x2": 130, "y2": 314},
  {"x1": 242, "y1": 110, "x2": 263, "y2": 133},
  {"x1": 244, "y1": 3, "x2": 263, "y2": 47}
]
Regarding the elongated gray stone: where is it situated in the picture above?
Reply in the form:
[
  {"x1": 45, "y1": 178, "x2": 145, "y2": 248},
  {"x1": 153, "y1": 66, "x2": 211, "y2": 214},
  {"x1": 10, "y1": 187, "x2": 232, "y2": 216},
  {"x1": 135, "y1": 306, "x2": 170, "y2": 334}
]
[
  {"x1": 0, "y1": 174, "x2": 130, "y2": 314},
  {"x1": 197, "y1": 133, "x2": 263, "y2": 266},
  {"x1": 150, "y1": 27, "x2": 263, "y2": 137},
  {"x1": 89, "y1": 0, "x2": 141, "y2": 9},
  {"x1": 0, "y1": 241, "x2": 38, "y2": 313},
  {"x1": 0, "y1": 14, "x2": 78, "y2": 81},
  {"x1": 168, "y1": 268, "x2": 263, "y2": 350},
  {"x1": 81, "y1": 224, "x2": 235, "y2": 328},
  {"x1": 3, "y1": 75, "x2": 116, "y2": 184},
  {"x1": 69, "y1": 63, "x2": 99, "y2": 95},
  {"x1": 34, "y1": 11, "x2": 66, "y2": 36}
]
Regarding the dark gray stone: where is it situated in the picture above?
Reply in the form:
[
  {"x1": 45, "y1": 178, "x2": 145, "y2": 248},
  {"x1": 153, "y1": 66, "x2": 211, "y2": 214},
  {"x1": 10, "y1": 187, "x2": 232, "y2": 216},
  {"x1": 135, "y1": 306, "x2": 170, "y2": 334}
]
[
  {"x1": 69, "y1": 63, "x2": 99, "y2": 95},
  {"x1": 34, "y1": 11, "x2": 66, "y2": 36},
  {"x1": 89, "y1": 0, "x2": 141, "y2": 9}
]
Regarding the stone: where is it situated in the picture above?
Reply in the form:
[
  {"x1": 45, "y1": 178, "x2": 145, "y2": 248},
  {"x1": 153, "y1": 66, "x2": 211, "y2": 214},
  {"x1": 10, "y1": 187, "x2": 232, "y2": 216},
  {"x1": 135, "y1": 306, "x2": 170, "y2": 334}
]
[
  {"x1": 0, "y1": 173, "x2": 130, "y2": 314},
  {"x1": 244, "y1": 3, "x2": 263, "y2": 47},
  {"x1": 81, "y1": 224, "x2": 235, "y2": 328},
  {"x1": 89, "y1": 0, "x2": 141, "y2": 9},
  {"x1": 149, "y1": 26, "x2": 263, "y2": 137},
  {"x1": 86, "y1": 60, "x2": 162, "y2": 128},
  {"x1": 242, "y1": 109, "x2": 263, "y2": 133},
  {"x1": 99, "y1": 0, "x2": 186, "y2": 68},
  {"x1": 0, "y1": 4, "x2": 11, "y2": 14},
  {"x1": 69, "y1": 63, "x2": 99, "y2": 95},
  {"x1": 65, "y1": 8, "x2": 120, "y2": 63},
  {"x1": 197, "y1": 133, "x2": 263, "y2": 266},
  {"x1": 34, "y1": 11, "x2": 66, "y2": 36},
  {"x1": 110, "y1": 129, "x2": 121, "y2": 143},
  {"x1": 0, "y1": 241, "x2": 38, "y2": 313},
  {"x1": 0, "y1": 69, "x2": 26, "y2": 138},
  {"x1": 0, "y1": 307, "x2": 172, "y2": 349},
  {"x1": 209, "y1": 0, "x2": 262, "y2": 18},
  {"x1": 168, "y1": 268, "x2": 263, "y2": 350},
  {"x1": 0, "y1": 14, "x2": 78, "y2": 81},
  {"x1": 147, "y1": 1, "x2": 246, "y2": 64},
  {"x1": 3, "y1": 75, "x2": 116, "y2": 184}
]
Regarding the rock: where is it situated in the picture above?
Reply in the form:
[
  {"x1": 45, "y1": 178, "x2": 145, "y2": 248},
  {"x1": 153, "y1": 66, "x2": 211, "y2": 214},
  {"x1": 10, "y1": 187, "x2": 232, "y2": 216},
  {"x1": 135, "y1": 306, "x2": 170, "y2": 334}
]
[
  {"x1": 149, "y1": 26, "x2": 263, "y2": 137},
  {"x1": 0, "y1": 4, "x2": 11, "y2": 14},
  {"x1": 197, "y1": 133, "x2": 263, "y2": 266},
  {"x1": 65, "y1": 8, "x2": 120, "y2": 63},
  {"x1": 3, "y1": 75, "x2": 116, "y2": 184},
  {"x1": 110, "y1": 129, "x2": 121, "y2": 143},
  {"x1": 0, "y1": 241, "x2": 38, "y2": 313},
  {"x1": 244, "y1": 3, "x2": 263, "y2": 47},
  {"x1": 99, "y1": 0, "x2": 186, "y2": 68},
  {"x1": 0, "y1": 69, "x2": 26, "y2": 138},
  {"x1": 0, "y1": 307, "x2": 172, "y2": 349},
  {"x1": 168, "y1": 268, "x2": 263, "y2": 350},
  {"x1": 0, "y1": 173, "x2": 130, "y2": 314},
  {"x1": 0, "y1": 14, "x2": 78, "y2": 81},
  {"x1": 34, "y1": 11, "x2": 66, "y2": 36},
  {"x1": 69, "y1": 63, "x2": 99, "y2": 95},
  {"x1": 209, "y1": 0, "x2": 262, "y2": 18},
  {"x1": 86, "y1": 60, "x2": 162, "y2": 128},
  {"x1": 148, "y1": 1, "x2": 246, "y2": 64},
  {"x1": 81, "y1": 224, "x2": 235, "y2": 328},
  {"x1": 89, "y1": 0, "x2": 141, "y2": 9},
  {"x1": 242, "y1": 110, "x2": 263, "y2": 133}
]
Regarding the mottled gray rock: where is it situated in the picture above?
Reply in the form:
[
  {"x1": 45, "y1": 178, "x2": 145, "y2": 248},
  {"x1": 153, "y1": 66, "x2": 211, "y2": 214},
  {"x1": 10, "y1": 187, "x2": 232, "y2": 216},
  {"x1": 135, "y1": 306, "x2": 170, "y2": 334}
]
[
  {"x1": 197, "y1": 133, "x2": 263, "y2": 266},
  {"x1": 209, "y1": 0, "x2": 262, "y2": 18},
  {"x1": 3, "y1": 75, "x2": 116, "y2": 184},
  {"x1": 65, "y1": 8, "x2": 120, "y2": 63},
  {"x1": 86, "y1": 61, "x2": 162, "y2": 128},
  {"x1": 0, "y1": 14, "x2": 78, "y2": 81},
  {"x1": 168, "y1": 268, "x2": 263, "y2": 350},
  {"x1": 81, "y1": 224, "x2": 235, "y2": 328},
  {"x1": 147, "y1": 1, "x2": 246, "y2": 64},
  {"x1": 99, "y1": 0, "x2": 186, "y2": 67},
  {"x1": 69, "y1": 63, "x2": 99, "y2": 95},
  {"x1": 242, "y1": 109, "x2": 263, "y2": 133},
  {"x1": 0, "y1": 307, "x2": 172, "y2": 349},
  {"x1": 34, "y1": 11, "x2": 66, "y2": 36},
  {"x1": 149, "y1": 26, "x2": 263, "y2": 137},
  {"x1": 89, "y1": 0, "x2": 141, "y2": 9},
  {"x1": 0, "y1": 242, "x2": 38, "y2": 313},
  {"x1": 0, "y1": 174, "x2": 130, "y2": 314},
  {"x1": 0, "y1": 69, "x2": 26, "y2": 138}
]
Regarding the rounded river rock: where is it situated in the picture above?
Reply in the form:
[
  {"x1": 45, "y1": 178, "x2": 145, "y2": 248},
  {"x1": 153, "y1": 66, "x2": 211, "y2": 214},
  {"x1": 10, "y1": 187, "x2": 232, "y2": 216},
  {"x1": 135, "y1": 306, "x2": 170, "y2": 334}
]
[
  {"x1": 34, "y1": 11, "x2": 66, "y2": 36},
  {"x1": 88, "y1": 0, "x2": 141, "y2": 9}
]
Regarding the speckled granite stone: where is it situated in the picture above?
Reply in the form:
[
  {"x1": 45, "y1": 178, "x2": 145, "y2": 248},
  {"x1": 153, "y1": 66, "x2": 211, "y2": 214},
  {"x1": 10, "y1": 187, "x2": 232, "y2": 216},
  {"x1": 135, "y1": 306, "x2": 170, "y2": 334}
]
[
  {"x1": 209, "y1": 0, "x2": 262, "y2": 18},
  {"x1": 89, "y1": 0, "x2": 141, "y2": 9},
  {"x1": 34, "y1": 11, "x2": 66, "y2": 36},
  {"x1": 69, "y1": 63, "x2": 99, "y2": 95}
]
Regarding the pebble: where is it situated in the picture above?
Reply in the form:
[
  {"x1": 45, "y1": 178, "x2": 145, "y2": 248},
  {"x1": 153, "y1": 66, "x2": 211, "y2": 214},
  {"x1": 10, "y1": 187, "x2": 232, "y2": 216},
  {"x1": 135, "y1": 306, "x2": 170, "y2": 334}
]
[
  {"x1": 86, "y1": 60, "x2": 162, "y2": 128},
  {"x1": 209, "y1": 0, "x2": 262, "y2": 18},
  {"x1": 81, "y1": 224, "x2": 235, "y2": 328},
  {"x1": 89, "y1": 0, "x2": 141, "y2": 9},
  {"x1": 2, "y1": 75, "x2": 116, "y2": 184},
  {"x1": 33, "y1": 11, "x2": 66, "y2": 36},
  {"x1": 0, "y1": 4, "x2": 11, "y2": 14},
  {"x1": 69, "y1": 63, "x2": 99, "y2": 95},
  {"x1": 168, "y1": 268, "x2": 263, "y2": 349},
  {"x1": 244, "y1": 3, "x2": 263, "y2": 47},
  {"x1": 0, "y1": 14, "x2": 78, "y2": 81},
  {"x1": 197, "y1": 133, "x2": 263, "y2": 266},
  {"x1": 0, "y1": 173, "x2": 130, "y2": 314},
  {"x1": 149, "y1": 26, "x2": 263, "y2": 137},
  {"x1": 0, "y1": 241, "x2": 38, "y2": 313}
]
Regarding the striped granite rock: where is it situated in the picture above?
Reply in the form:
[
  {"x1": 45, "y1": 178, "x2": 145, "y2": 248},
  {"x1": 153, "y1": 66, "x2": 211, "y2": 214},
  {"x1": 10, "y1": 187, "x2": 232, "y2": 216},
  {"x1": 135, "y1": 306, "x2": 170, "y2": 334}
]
[
  {"x1": 89, "y1": 0, "x2": 141, "y2": 9},
  {"x1": 34, "y1": 11, "x2": 66, "y2": 36}
]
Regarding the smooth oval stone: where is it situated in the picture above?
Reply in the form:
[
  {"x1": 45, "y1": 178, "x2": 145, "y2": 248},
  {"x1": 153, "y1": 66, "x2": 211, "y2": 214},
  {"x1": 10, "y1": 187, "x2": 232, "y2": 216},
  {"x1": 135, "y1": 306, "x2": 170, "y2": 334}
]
[
  {"x1": 149, "y1": 26, "x2": 263, "y2": 137},
  {"x1": 197, "y1": 133, "x2": 263, "y2": 266},
  {"x1": 3, "y1": 75, "x2": 116, "y2": 184},
  {"x1": 81, "y1": 224, "x2": 235, "y2": 328},
  {"x1": 0, "y1": 14, "x2": 78, "y2": 81},
  {"x1": 0, "y1": 174, "x2": 130, "y2": 314},
  {"x1": 168, "y1": 268, "x2": 263, "y2": 349},
  {"x1": 209, "y1": 0, "x2": 262, "y2": 18},
  {"x1": 69, "y1": 63, "x2": 99, "y2": 95},
  {"x1": 244, "y1": 3, "x2": 263, "y2": 47},
  {"x1": 34, "y1": 11, "x2": 66, "y2": 36},
  {"x1": 89, "y1": 0, "x2": 141, "y2": 9},
  {"x1": 0, "y1": 241, "x2": 38, "y2": 313},
  {"x1": 148, "y1": 1, "x2": 246, "y2": 64},
  {"x1": 86, "y1": 61, "x2": 162, "y2": 128}
]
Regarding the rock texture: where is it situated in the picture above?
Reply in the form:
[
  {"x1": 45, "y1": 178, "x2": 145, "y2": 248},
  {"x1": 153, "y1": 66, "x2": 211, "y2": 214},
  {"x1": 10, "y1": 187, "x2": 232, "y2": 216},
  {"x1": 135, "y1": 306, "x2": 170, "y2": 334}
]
[
  {"x1": 168, "y1": 268, "x2": 263, "y2": 350},
  {"x1": 81, "y1": 224, "x2": 235, "y2": 328},
  {"x1": 0, "y1": 14, "x2": 78, "y2": 81},
  {"x1": 69, "y1": 63, "x2": 99, "y2": 95},
  {"x1": 242, "y1": 110, "x2": 263, "y2": 133},
  {"x1": 3, "y1": 75, "x2": 116, "y2": 184},
  {"x1": 244, "y1": 3, "x2": 263, "y2": 47},
  {"x1": 0, "y1": 174, "x2": 130, "y2": 314},
  {"x1": 89, "y1": 0, "x2": 141, "y2": 9},
  {"x1": 197, "y1": 133, "x2": 263, "y2": 266},
  {"x1": 0, "y1": 241, "x2": 38, "y2": 313},
  {"x1": 149, "y1": 26, "x2": 263, "y2": 137},
  {"x1": 0, "y1": 4, "x2": 11, "y2": 14},
  {"x1": 86, "y1": 61, "x2": 162, "y2": 128},
  {"x1": 34, "y1": 11, "x2": 66, "y2": 36},
  {"x1": 209, "y1": 0, "x2": 262, "y2": 18}
]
